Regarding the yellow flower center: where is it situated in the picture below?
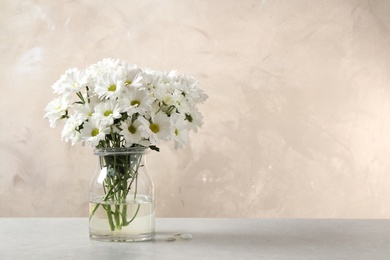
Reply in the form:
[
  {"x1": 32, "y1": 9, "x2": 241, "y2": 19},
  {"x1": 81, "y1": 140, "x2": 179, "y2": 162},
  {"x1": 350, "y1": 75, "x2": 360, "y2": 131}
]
[
  {"x1": 150, "y1": 123, "x2": 160, "y2": 133},
  {"x1": 108, "y1": 84, "x2": 116, "y2": 92},
  {"x1": 131, "y1": 100, "x2": 140, "y2": 107},
  {"x1": 91, "y1": 128, "x2": 99, "y2": 137},
  {"x1": 128, "y1": 125, "x2": 137, "y2": 134},
  {"x1": 104, "y1": 110, "x2": 112, "y2": 117}
]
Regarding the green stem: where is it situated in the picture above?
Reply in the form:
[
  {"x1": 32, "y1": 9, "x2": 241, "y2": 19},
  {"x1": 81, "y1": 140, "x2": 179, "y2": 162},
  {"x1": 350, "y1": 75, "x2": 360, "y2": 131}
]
[
  {"x1": 76, "y1": 91, "x2": 85, "y2": 104},
  {"x1": 90, "y1": 152, "x2": 144, "y2": 231},
  {"x1": 114, "y1": 205, "x2": 121, "y2": 229},
  {"x1": 121, "y1": 204, "x2": 128, "y2": 226},
  {"x1": 126, "y1": 204, "x2": 141, "y2": 226},
  {"x1": 103, "y1": 205, "x2": 115, "y2": 231},
  {"x1": 89, "y1": 176, "x2": 119, "y2": 221}
]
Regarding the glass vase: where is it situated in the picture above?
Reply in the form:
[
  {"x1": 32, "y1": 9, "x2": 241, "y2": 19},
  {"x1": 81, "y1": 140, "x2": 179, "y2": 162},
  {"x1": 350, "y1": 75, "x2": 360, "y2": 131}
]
[{"x1": 89, "y1": 147, "x2": 155, "y2": 242}]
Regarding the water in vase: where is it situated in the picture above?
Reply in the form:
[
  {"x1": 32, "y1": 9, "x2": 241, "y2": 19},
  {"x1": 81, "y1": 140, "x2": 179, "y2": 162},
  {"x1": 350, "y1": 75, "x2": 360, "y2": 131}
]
[{"x1": 89, "y1": 195, "x2": 155, "y2": 241}]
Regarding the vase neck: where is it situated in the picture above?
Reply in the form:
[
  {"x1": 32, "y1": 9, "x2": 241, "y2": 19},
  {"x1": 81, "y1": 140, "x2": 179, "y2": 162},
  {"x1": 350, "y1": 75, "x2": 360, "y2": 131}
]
[{"x1": 94, "y1": 147, "x2": 149, "y2": 156}]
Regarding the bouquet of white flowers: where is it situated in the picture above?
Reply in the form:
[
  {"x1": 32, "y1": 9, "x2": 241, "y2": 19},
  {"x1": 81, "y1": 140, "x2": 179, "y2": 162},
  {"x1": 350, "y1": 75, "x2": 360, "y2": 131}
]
[
  {"x1": 44, "y1": 58, "x2": 207, "y2": 238},
  {"x1": 44, "y1": 58, "x2": 207, "y2": 150}
]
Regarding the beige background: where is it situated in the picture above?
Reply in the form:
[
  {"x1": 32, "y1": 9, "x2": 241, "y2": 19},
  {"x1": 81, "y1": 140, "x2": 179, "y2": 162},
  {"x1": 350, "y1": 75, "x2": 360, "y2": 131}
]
[{"x1": 1, "y1": 0, "x2": 390, "y2": 218}]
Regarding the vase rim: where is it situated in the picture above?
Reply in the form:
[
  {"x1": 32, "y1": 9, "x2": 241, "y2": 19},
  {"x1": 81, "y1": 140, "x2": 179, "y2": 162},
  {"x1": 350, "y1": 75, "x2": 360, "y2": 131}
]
[{"x1": 94, "y1": 146, "x2": 150, "y2": 155}]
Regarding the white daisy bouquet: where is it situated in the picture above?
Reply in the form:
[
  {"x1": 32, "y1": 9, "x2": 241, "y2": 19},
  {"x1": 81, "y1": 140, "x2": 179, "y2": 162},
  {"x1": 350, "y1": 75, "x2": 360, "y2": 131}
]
[
  {"x1": 44, "y1": 58, "x2": 207, "y2": 150},
  {"x1": 44, "y1": 58, "x2": 207, "y2": 231}
]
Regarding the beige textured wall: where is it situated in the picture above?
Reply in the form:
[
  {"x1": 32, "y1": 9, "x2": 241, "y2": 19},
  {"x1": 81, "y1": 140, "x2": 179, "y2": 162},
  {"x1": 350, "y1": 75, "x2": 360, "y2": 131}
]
[{"x1": 1, "y1": 0, "x2": 390, "y2": 218}]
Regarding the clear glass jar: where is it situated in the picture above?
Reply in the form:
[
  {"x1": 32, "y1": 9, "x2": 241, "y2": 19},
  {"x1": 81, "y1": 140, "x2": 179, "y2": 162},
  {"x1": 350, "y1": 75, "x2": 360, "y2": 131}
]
[{"x1": 89, "y1": 147, "x2": 155, "y2": 242}]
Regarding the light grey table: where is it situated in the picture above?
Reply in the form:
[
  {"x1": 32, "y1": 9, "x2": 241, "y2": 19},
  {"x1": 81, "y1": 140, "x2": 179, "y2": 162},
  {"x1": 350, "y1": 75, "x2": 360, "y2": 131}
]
[{"x1": 1, "y1": 218, "x2": 389, "y2": 259}]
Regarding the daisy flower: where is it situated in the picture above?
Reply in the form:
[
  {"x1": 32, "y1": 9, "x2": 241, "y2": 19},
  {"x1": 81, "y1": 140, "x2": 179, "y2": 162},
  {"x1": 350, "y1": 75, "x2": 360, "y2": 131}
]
[
  {"x1": 170, "y1": 88, "x2": 191, "y2": 113},
  {"x1": 44, "y1": 95, "x2": 71, "y2": 128},
  {"x1": 51, "y1": 68, "x2": 89, "y2": 94},
  {"x1": 171, "y1": 114, "x2": 189, "y2": 149},
  {"x1": 94, "y1": 71, "x2": 125, "y2": 100},
  {"x1": 123, "y1": 64, "x2": 143, "y2": 88},
  {"x1": 61, "y1": 113, "x2": 84, "y2": 145},
  {"x1": 179, "y1": 76, "x2": 208, "y2": 104},
  {"x1": 141, "y1": 70, "x2": 167, "y2": 100},
  {"x1": 120, "y1": 88, "x2": 154, "y2": 116},
  {"x1": 86, "y1": 58, "x2": 125, "y2": 78},
  {"x1": 80, "y1": 118, "x2": 109, "y2": 147},
  {"x1": 92, "y1": 100, "x2": 122, "y2": 126},
  {"x1": 119, "y1": 118, "x2": 144, "y2": 146},
  {"x1": 77, "y1": 102, "x2": 95, "y2": 121},
  {"x1": 138, "y1": 112, "x2": 172, "y2": 145},
  {"x1": 184, "y1": 107, "x2": 204, "y2": 133}
]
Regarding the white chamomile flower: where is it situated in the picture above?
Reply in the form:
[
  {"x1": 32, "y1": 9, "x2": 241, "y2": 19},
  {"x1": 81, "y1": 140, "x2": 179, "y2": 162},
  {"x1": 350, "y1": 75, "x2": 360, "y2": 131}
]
[
  {"x1": 171, "y1": 114, "x2": 189, "y2": 149},
  {"x1": 141, "y1": 70, "x2": 166, "y2": 100},
  {"x1": 165, "y1": 70, "x2": 180, "y2": 82},
  {"x1": 161, "y1": 92, "x2": 175, "y2": 108},
  {"x1": 87, "y1": 58, "x2": 125, "y2": 78},
  {"x1": 93, "y1": 100, "x2": 122, "y2": 126},
  {"x1": 184, "y1": 107, "x2": 204, "y2": 133},
  {"x1": 52, "y1": 68, "x2": 88, "y2": 94},
  {"x1": 77, "y1": 102, "x2": 95, "y2": 121},
  {"x1": 123, "y1": 64, "x2": 143, "y2": 88},
  {"x1": 121, "y1": 88, "x2": 154, "y2": 116},
  {"x1": 61, "y1": 113, "x2": 84, "y2": 145},
  {"x1": 179, "y1": 76, "x2": 208, "y2": 104},
  {"x1": 80, "y1": 118, "x2": 109, "y2": 147},
  {"x1": 119, "y1": 118, "x2": 144, "y2": 146},
  {"x1": 138, "y1": 112, "x2": 172, "y2": 145},
  {"x1": 169, "y1": 89, "x2": 190, "y2": 113},
  {"x1": 94, "y1": 71, "x2": 125, "y2": 100},
  {"x1": 44, "y1": 95, "x2": 71, "y2": 128}
]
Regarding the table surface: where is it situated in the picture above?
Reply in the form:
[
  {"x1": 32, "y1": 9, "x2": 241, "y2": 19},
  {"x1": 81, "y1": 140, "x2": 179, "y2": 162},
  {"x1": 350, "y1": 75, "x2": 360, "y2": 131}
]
[{"x1": 1, "y1": 218, "x2": 390, "y2": 259}]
